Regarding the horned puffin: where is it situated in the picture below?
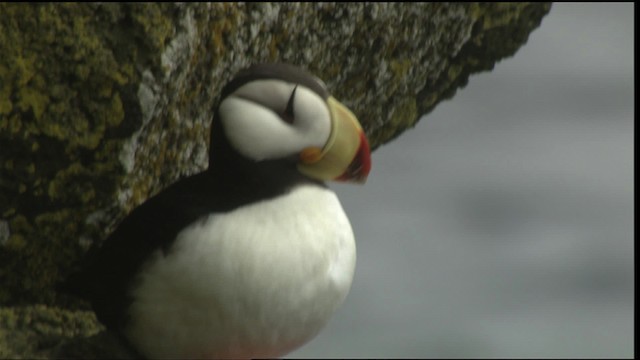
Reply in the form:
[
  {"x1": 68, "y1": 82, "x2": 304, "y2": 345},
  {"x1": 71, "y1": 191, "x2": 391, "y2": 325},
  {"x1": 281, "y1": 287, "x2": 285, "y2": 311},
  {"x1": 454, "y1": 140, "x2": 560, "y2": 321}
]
[{"x1": 62, "y1": 63, "x2": 371, "y2": 359}]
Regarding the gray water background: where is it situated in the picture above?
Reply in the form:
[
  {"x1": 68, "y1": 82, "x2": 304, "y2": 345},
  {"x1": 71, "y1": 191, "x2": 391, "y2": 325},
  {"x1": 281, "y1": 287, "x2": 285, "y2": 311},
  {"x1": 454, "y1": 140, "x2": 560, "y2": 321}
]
[{"x1": 291, "y1": 3, "x2": 634, "y2": 358}]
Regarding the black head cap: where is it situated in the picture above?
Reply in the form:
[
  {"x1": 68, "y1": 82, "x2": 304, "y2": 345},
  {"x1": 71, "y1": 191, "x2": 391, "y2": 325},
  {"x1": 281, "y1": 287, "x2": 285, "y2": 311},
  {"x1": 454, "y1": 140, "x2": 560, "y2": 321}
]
[{"x1": 221, "y1": 63, "x2": 330, "y2": 100}]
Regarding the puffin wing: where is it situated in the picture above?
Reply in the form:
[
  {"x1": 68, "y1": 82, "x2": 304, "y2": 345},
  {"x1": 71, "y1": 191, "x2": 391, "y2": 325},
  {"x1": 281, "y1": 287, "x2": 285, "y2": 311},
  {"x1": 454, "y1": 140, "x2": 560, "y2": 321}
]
[{"x1": 61, "y1": 172, "x2": 224, "y2": 329}]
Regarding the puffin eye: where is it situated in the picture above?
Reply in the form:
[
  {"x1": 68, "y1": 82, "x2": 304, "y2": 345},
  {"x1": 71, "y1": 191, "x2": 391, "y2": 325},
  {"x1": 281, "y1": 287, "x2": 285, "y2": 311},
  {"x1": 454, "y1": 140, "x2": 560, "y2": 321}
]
[{"x1": 282, "y1": 85, "x2": 297, "y2": 124}]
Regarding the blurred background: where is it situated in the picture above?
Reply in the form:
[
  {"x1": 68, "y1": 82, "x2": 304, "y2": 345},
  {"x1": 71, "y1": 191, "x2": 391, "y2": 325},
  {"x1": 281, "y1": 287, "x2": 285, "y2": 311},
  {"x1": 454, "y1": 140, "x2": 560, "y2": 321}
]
[{"x1": 291, "y1": 3, "x2": 634, "y2": 358}]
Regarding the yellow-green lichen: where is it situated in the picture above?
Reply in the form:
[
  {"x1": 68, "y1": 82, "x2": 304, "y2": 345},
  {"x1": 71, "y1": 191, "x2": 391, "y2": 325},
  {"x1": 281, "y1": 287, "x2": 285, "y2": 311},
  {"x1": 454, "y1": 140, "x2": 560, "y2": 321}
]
[
  {"x1": 390, "y1": 98, "x2": 418, "y2": 129},
  {"x1": 0, "y1": 115, "x2": 21, "y2": 135},
  {"x1": 389, "y1": 59, "x2": 412, "y2": 79},
  {"x1": 0, "y1": 305, "x2": 103, "y2": 359},
  {"x1": 447, "y1": 64, "x2": 463, "y2": 81},
  {"x1": 0, "y1": 3, "x2": 179, "y2": 306},
  {"x1": 0, "y1": 101, "x2": 12, "y2": 115},
  {"x1": 129, "y1": 4, "x2": 174, "y2": 53},
  {"x1": 373, "y1": 97, "x2": 418, "y2": 146},
  {"x1": 4, "y1": 233, "x2": 27, "y2": 251},
  {"x1": 480, "y1": 3, "x2": 530, "y2": 30},
  {"x1": 0, "y1": 3, "x2": 143, "y2": 151},
  {"x1": 2, "y1": 209, "x2": 16, "y2": 218},
  {"x1": 0, "y1": 209, "x2": 86, "y2": 305},
  {"x1": 421, "y1": 92, "x2": 439, "y2": 109},
  {"x1": 210, "y1": 14, "x2": 237, "y2": 56}
]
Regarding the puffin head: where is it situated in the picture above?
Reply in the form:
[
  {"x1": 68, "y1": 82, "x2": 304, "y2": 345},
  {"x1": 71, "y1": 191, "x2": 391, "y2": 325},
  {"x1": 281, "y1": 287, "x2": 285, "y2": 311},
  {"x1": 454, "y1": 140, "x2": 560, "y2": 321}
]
[{"x1": 210, "y1": 63, "x2": 371, "y2": 183}]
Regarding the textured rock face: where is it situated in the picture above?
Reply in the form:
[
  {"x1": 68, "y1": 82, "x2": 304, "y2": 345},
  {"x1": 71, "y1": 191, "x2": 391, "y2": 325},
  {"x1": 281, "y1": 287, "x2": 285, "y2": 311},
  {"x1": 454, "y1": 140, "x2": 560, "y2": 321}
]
[{"x1": 0, "y1": 2, "x2": 551, "y2": 357}]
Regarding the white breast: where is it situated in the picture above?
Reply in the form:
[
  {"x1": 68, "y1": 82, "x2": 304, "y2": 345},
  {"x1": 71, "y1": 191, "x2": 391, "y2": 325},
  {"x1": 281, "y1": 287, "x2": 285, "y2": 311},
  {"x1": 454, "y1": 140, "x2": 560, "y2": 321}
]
[{"x1": 124, "y1": 184, "x2": 356, "y2": 359}]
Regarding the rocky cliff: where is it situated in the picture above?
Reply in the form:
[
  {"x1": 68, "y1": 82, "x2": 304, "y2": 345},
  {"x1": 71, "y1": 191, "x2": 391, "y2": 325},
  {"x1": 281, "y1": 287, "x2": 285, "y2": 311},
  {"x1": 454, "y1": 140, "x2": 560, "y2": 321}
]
[{"x1": 0, "y1": 3, "x2": 550, "y2": 358}]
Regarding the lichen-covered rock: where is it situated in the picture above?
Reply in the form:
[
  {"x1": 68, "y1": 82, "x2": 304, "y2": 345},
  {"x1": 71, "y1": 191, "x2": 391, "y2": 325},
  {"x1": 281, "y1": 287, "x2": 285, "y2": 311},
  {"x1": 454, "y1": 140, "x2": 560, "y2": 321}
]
[
  {"x1": 0, "y1": 2, "x2": 550, "y2": 357},
  {"x1": 0, "y1": 305, "x2": 103, "y2": 359}
]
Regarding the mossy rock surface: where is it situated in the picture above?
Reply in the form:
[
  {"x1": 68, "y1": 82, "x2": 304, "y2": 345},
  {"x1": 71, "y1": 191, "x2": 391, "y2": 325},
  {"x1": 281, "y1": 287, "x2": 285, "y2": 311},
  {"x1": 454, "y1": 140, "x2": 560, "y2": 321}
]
[{"x1": 0, "y1": 3, "x2": 551, "y2": 358}]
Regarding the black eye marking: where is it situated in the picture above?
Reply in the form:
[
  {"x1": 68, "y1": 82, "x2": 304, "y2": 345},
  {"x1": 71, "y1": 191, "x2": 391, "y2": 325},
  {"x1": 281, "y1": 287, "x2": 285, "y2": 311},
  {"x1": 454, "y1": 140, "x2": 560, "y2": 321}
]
[{"x1": 282, "y1": 85, "x2": 297, "y2": 124}]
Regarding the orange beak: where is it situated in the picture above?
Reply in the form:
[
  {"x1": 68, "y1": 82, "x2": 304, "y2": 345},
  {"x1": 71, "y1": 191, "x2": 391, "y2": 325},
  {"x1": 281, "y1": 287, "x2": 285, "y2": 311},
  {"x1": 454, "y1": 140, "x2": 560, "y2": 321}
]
[{"x1": 297, "y1": 97, "x2": 371, "y2": 184}]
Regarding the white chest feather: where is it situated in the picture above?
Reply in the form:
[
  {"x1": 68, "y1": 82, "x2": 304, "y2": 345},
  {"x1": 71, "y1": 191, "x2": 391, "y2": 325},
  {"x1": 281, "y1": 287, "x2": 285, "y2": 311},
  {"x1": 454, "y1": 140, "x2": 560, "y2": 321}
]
[{"x1": 125, "y1": 185, "x2": 356, "y2": 359}]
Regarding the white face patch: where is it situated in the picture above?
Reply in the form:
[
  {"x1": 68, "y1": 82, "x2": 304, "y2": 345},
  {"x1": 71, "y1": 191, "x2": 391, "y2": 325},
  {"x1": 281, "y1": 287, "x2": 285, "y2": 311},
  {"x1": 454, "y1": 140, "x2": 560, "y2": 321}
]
[{"x1": 219, "y1": 80, "x2": 331, "y2": 161}]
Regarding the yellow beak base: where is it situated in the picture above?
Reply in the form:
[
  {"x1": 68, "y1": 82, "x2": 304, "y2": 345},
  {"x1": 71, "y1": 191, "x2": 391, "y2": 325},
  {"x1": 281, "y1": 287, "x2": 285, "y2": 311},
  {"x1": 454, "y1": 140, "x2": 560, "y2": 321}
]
[{"x1": 297, "y1": 97, "x2": 371, "y2": 183}]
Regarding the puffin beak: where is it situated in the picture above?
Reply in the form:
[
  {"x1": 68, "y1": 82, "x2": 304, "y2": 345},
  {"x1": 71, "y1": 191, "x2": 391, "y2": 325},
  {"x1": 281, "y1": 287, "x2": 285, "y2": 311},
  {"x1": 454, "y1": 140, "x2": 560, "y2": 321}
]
[{"x1": 298, "y1": 97, "x2": 372, "y2": 183}]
